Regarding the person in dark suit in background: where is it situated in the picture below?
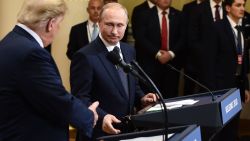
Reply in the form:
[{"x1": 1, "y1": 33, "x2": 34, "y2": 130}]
[
  {"x1": 67, "y1": 0, "x2": 103, "y2": 60},
  {"x1": 0, "y1": 0, "x2": 99, "y2": 141},
  {"x1": 182, "y1": 0, "x2": 205, "y2": 95},
  {"x1": 188, "y1": 0, "x2": 225, "y2": 92},
  {"x1": 133, "y1": 0, "x2": 184, "y2": 98},
  {"x1": 70, "y1": 3, "x2": 157, "y2": 140},
  {"x1": 131, "y1": 0, "x2": 157, "y2": 38},
  {"x1": 209, "y1": 0, "x2": 250, "y2": 140},
  {"x1": 131, "y1": 0, "x2": 157, "y2": 94}
]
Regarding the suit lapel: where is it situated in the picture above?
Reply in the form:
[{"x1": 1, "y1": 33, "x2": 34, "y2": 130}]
[
  {"x1": 94, "y1": 38, "x2": 129, "y2": 99},
  {"x1": 224, "y1": 18, "x2": 238, "y2": 57},
  {"x1": 204, "y1": 1, "x2": 214, "y2": 23}
]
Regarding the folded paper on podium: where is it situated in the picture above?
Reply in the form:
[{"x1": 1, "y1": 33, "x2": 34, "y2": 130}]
[
  {"x1": 97, "y1": 125, "x2": 201, "y2": 141},
  {"x1": 130, "y1": 88, "x2": 242, "y2": 128}
]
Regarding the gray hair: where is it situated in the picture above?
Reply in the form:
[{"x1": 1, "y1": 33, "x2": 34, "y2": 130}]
[{"x1": 17, "y1": 0, "x2": 67, "y2": 28}]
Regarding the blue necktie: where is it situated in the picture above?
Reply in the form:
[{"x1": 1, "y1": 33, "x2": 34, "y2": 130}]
[
  {"x1": 113, "y1": 47, "x2": 129, "y2": 97},
  {"x1": 91, "y1": 23, "x2": 98, "y2": 41}
]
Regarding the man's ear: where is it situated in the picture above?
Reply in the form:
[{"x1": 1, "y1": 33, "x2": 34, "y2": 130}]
[
  {"x1": 46, "y1": 18, "x2": 56, "y2": 32},
  {"x1": 225, "y1": 5, "x2": 231, "y2": 13}
]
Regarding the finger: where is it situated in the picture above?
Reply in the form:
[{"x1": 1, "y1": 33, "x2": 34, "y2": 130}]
[
  {"x1": 111, "y1": 116, "x2": 121, "y2": 123},
  {"x1": 103, "y1": 122, "x2": 121, "y2": 134}
]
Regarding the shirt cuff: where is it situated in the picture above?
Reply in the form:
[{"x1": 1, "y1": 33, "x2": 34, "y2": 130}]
[
  {"x1": 168, "y1": 50, "x2": 175, "y2": 59},
  {"x1": 155, "y1": 51, "x2": 162, "y2": 59}
]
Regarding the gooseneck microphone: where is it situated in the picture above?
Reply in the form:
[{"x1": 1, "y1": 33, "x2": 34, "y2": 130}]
[
  {"x1": 166, "y1": 64, "x2": 216, "y2": 102},
  {"x1": 106, "y1": 49, "x2": 150, "y2": 87},
  {"x1": 107, "y1": 49, "x2": 169, "y2": 140}
]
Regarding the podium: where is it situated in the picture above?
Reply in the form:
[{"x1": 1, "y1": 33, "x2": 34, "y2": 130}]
[
  {"x1": 97, "y1": 125, "x2": 201, "y2": 141},
  {"x1": 130, "y1": 88, "x2": 242, "y2": 128}
]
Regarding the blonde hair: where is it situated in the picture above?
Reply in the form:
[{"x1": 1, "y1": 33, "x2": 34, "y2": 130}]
[{"x1": 17, "y1": 0, "x2": 67, "y2": 28}]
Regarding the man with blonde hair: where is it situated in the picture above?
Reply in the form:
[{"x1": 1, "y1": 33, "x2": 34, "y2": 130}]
[{"x1": 0, "y1": 0, "x2": 98, "y2": 141}]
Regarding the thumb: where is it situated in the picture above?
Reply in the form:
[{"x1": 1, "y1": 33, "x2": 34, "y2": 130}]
[{"x1": 111, "y1": 116, "x2": 121, "y2": 123}]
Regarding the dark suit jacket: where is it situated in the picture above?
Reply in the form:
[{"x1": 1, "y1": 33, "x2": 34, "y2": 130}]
[
  {"x1": 135, "y1": 6, "x2": 183, "y2": 68},
  {"x1": 210, "y1": 18, "x2": 249, "y2": 99},
  {"x1": 182, "y1": 0, "x2": 200, "y2": 70},
  {"x1": 70, "y1": 36, "x2": 145, "y2": 139},
  {"x1": 0, "y1": 26, "x2": 94, "y2": 141},
  {"x1": 188, "y1": 0, "x2": 226, "y2": 86},
  {"x1": 67, "y1": 21, "x2": 89, "y2": 60},
  {"x1": 131, "y1": 1, "x2": 152, "y2": 38},
  {"x1": 242, "y1": 11, "x2": 250, "y2": 39}
]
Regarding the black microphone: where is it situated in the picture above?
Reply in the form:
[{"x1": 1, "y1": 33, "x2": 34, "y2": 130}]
[
  {"x1": 106, "y1": 50, "x2": 149, "y2": 86},
  {"x1": 166, "y1": 64, "x2": 216, "y2": 102},
  {"x1": 107, "y1": 51, "x2": 169, "y2": 140}
]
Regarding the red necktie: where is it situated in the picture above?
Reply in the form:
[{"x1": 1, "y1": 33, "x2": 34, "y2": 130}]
[
  {"x1": 215, "y1": 5, "x2": 220, "y2": 21},
  {"x1": 161, "y1": 11, "x2": 168, "y2": 50}
]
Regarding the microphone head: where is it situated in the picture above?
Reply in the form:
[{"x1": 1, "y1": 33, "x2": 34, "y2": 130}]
[{"x1": 107, "y1": 50, "x2": 121, "y2": 65}]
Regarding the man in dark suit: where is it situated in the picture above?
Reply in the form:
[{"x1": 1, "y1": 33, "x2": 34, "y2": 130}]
[
  {"x1": 0, "y1": 0, "x2": 99, "y2": 141},
  {"x1": 67, "y1": 0, "x2": 103, "y2": 60},
  {"x1": 133, "y1": 0, "x2": 184, "y2": 98},
  {"x1": 209, "y1": 0, "x2": 250, "y2": 140},
  {"x1": 182, "y1": 0, "x2": 205, "y2": 95},
  {"x1": 70, "y1": 3, "x2": 157, "y2": 140},
  {"x1": 188, "y1": 0, "x2": 225, "y2": 92},
  {"x1": 131, "y1": 0, "x2": 157, "y2": 38}
]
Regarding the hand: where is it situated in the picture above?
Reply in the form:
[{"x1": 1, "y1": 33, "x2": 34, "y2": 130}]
[
  {"x1": 245, "y1": 90, "x2": 250, "y2": 103},
  {"x1": 157, "y1": 50, "x2": 172, "y2": 64},
  {"x1": 102, "y1": 114, "x2": 121, "y2": 134},
  {"x1": 141, "y1": 93, "x2": 157, "y2": 107},
  {"x1": 88, "y1": 101, "x2": 99, "y2": 127}
]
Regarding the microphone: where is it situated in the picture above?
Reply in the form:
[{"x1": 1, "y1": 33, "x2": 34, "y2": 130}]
[
  {"x1": 166, "y1": 64, "x2": 216, "y2": 101},
  {"x1": 106, "y1": 50, "x2": 149, "y2": 86},
  {"x1": 107, "y1": 51, "x2": 169, "y2": 140}
]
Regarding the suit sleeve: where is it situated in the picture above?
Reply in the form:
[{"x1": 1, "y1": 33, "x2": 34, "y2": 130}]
[
  {"x1": 70, "y1": 52, "x2": 108, "y2": 119},
  {"x1": 19, "y1": 48, "x2": 94, "y2": 137}
]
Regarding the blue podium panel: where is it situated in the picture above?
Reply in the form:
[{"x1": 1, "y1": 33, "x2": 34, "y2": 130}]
[
  {"x1": 97, "y1": 125, "x2": 201, "y2": 141},
  {"x1": 220, "y1": 89, "x2": 242, "y2": 125},
  {"x1": 130, "y1": 88, "x2": 242, "y2": 128}
]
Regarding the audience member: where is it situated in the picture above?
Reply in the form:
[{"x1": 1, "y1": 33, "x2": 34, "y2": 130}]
[
  {"x1": 67, "y1": 0, "x2": 103, "y2": 60},
  {"x1": 182, "y1": 0, "x2": 205, "y2": 95},
  {"x1": 187, "y1": 0, "x2": 225, "y2": 92},
  {"x1": 133, "y1": 0, "x2": 184, "y2": 98},
  {"x1": 209, "y1": 0, "x2": 250, "y2": 140}
]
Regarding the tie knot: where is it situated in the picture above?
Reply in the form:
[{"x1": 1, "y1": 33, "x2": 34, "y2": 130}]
[
  {"x1": 113, "y1": 46, "x2": 120, "y2": 55},
  {"x1": 162, "y1": 11, "x2": 167, "y2": 15},
  {"x1": 235, "y1": 25, "x2": 243, "y2": 32},
  {"x1": 215, "y1": 5, "x2": 220, "y2": 9},
  {"x1": 93, "y1": 23, "x2": 97, "y2": 28}
]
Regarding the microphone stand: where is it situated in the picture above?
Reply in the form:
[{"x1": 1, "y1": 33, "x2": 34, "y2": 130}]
[{"x1": 131, "y1": 60, "x2": 168, "y2": 141}]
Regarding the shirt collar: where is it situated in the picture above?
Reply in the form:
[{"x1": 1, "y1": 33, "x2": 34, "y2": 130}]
[
  {"x1": 88, "y1": 20, "x2": 98, "y2": 27},
  {"x1": 210, "y1": 0, "x2": 222, "y2": 8},
  {"x1": 147, "y1": 0, "x2": 155, "y2": 8},
  {"x1": 227, "y1": 15, "x2": 240, "y2": 29},
  {"x1": 17, "y1": 23, "x2": 44, "y2": 48},
  {"x1": 99, "y1": 33, "x2": 120, "y2": 52},
  {"x1": 157, "y1": 6, "x2": 170, "y2": 16},
  {"x1": 197, "y1": 0, "x2": 202, "y2": 4}
]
